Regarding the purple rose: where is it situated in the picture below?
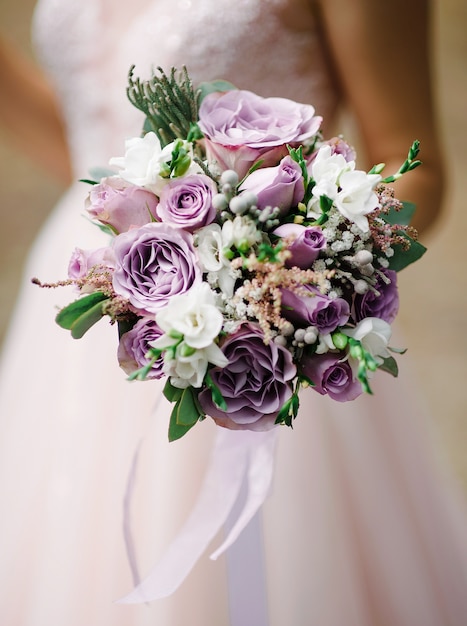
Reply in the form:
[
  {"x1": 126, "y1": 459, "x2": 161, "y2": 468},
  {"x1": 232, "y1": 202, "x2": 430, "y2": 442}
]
[
  {"x1": 117, "y1": 317, "x2": 165, "y2": 379},
  {"x1": 86, "y1": 176, "x2": 159, "y2": 234},
  {"x1": 300, "y1": 352, "x2": 362, "y2": 402},
  {"x1": 112, "y1": 222, "x2": 201, "y2": 315},
  {"x1": 198, "y1": 323, "x2": 296, "y2": 431},
  {"x1": 239, "y1": 156, "x2": 304, "y2": 215},
  {"x1": 273, "y1": 223, "x2": 326, "y2": 268},
  {"x1": 354, "y1": 269, "x2": 399, "y2": 324},
  {"x1": 68, "y1": 246, "x2": 115, "y2": 283},
  {"x1": 198, "y1": 89, "x2": 322, "y2": 178},
  {"x1": 156, "y1": 174, "x2": 217, "y2": 232},
  {"x1": 282, "y1": 287, "x2": 350, "y2": 334},
  {"x1": 307, "y1": 137, "x2": 356, "y2": 167}
]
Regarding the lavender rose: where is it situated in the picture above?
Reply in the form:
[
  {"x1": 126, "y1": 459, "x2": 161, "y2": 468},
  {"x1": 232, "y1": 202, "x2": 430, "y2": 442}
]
[
  {"x1": 239, "y1": 156, "x2": 304, "y2": 215},
  {"x1": 273, "y1": 223, "x2": 326, "y2": 268},
  {"x1": 307, "y1": 136, "x2": 356, "y2": 166},
  {"x1": 117, "y1": 317, "x2": 165, "y2": 379},
  {"x1": 354, "y1": 269, "x2": 399, "y2": 324},
  {"x1": 68, "y1": 246, "x2": 116, "y2": 292},
  {"x1": 282, "y1": 287, "x2": 350, "y2": 334},
  {"x1": 112, "y1": 222, "x2": 201, "y2": 315},
  {"x1": 198, "y1": 89, "x2": 322, "y2": 178},
  {"x1": 198, "y1": 323, "x2": 296, "y2": 431},
  {"x1": 300, "y1": 352, "x2": 362, "y2": 402},
  {"x1": 156, "y1": 174, "x2": 217, "y2": 232},
  {"x1": 86, "y1": 177, "x2": 159, "y2": 234}
]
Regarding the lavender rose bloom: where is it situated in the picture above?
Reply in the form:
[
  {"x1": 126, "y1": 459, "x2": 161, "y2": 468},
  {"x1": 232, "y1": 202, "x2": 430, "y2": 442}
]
[
  {"x1": 156, "y1": 174, "x2": 217, "y2": 232},
  {"x1": 117, "y1": 317, "x2": 164, "y2": 379},
  {"x1": 198, "y1": 89, "x2": 322, "y2": 178},
  {"x1": 273, "y1": 223, "x2": 326, "y2": 268},
  {"x1": 68, "y1": 246, "x2": 115, "y2": 287},
  {"x1": 198, "y1": 323, "x2": 296, "y2": 431},
  {"x1": 112, "y1": 222, "x2": 201, "y2": 315},
  {"x1": 86, "y1": 176, "x2": 158, "y2": 234},
  {"x1": 354, "y1": 269, "x2": 399, "y2": 324},
  {"x1": 301, "y1": 352, "x2": 362, "y2": 402},
  {"x1": 282, "y1": 287, "x2": 350, "y2": 334},
  {"x1": 239, "y1": 156, "x2": 304, "y2": 215},
  {"x1": 307, "y1": 136, "x2": 357, "y2": 166}
]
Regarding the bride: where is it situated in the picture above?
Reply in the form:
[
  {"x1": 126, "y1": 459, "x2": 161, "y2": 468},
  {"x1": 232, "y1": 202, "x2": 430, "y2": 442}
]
[{"x1": 1, "y1": 1, "x2": 466, "y2": 624}]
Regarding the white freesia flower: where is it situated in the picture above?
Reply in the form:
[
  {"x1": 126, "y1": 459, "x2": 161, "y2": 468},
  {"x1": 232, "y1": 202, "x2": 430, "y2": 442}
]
[
  {"x1": 165, "y1": 342, "x2": 228, "y2": 389},
  {"x1": 344, "y1": 317, "x2": 392, "y2": 364},
  {"x1": 222, "y1": 215, "x2": 261, "y2": 249},
  {"x1": 155, "y1": 283, "x2": 224, "y2": 349},
  {"x1": 308, "y1": 145, "x2": 381, "y2": 232},
  {"x1": 311, "y1": 146, "x2": 351, "y2": 195},
  {"x1": 109, "y1": 133, "x2": 199, "y2": 195},
  {"x1": 196, "y1": 224, "x2": 236, "y2": 297},
  {"x1": 315, "y1": 333, "x2": 336, "y2": 354},
  {"x1": 333, "y1": 170, "x2": 381, "y2": 232}
]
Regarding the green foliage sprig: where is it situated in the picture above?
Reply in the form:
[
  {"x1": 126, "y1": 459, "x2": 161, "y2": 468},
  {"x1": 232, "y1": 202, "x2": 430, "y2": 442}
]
[{"x1": 127, "y1": 65, "x2": 199, "y2": 146}]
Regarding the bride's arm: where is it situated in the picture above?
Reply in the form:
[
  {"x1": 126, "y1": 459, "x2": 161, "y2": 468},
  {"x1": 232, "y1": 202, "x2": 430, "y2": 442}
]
[
  {"x1": 315, "y1": 0, "x2": 445, "y2": 236},
  {"x1": 0, "y1": 36, "x2": 72, "y2": 184}
]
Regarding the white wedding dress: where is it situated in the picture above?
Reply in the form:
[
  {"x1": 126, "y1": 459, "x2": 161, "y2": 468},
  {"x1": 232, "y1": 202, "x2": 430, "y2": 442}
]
[{"x1": 1, "y1": 1, "x2": 467, "y2": 624}]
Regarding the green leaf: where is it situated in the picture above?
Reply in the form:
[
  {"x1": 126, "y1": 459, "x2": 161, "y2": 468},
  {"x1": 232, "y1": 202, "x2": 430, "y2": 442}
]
[
  {"x1": 56, "y1": 292, "x2": 109, "y2": 338},
  {"x1": 197, "y1": 79, "x2": 237, "y2": 103},
  {"x1": 387, "y1": 236, "x2": 427, "y2": 272},
  {"x1": 378, "y1": 355, "x2": 399, "y2": 377},
  {"x1": 168, "y1": 387, "x2": 203, "y2": 442},
  {"x1": 163, "y1": 379, "x2": 183, "y2": 403},
  {"x1": 69, "y1": 302, "x2": 108, "y2": 339},
  {"x1": 388, "y1": 345, "x2": 407, "y2": 355},
  {"x1": 205, "y1": 372, "x2": 228, "y2": 411},
  {"x1": 383, "y1": 201, "x2": 416, "y2": 226},
  {"x1": 118, "y1": 318, "x2": 137, "y2": 339}
]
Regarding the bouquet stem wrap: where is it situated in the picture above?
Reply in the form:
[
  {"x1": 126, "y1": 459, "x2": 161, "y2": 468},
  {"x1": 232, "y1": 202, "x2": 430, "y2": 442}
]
[{"x1": 118, "y1": 428, "x2": 277, "y2": 603}]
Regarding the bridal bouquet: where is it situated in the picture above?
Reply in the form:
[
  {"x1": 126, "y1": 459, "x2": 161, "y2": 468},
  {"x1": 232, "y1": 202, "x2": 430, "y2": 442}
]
[{"x1": 50, "y1": 67, "x2": 425, "y2": 441}]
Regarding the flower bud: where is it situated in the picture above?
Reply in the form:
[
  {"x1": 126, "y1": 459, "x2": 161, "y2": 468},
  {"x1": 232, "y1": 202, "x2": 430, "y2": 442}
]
[
  {"x1": 274, "y1": 335, "x2": 288, "y2": 347},
  {"x1": 354, "y1": 279, "x2": 369, "y2": 294},
  {"x1": 332, "y1": 332, "x2": 348, "y2": 350},
  {"x1": 220, "y1": 169, "x2": 239, "y2": 187},
  {"x1": 229, "y1": 195, "x2": 248, "y2": 215},
  {"x1": 172, "y1": 154, "x2": 192, "y2": 177},
  {"x1": 294, "y1": 328, "x2": 306, "y2": 343},
  {"x1": 212, "y1": 193, "x2": 228, "y2": 211},
  {"x1": 354, "y1": 250, "x2": 373, "y2": 266},
  {"x1": 360, "y1": 263, "x2": 375, "y2": 277}
]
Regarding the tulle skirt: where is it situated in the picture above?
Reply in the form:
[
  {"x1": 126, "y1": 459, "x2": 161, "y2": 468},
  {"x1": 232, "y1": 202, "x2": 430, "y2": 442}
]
[{"x1": 1, "y1": 184, "x2": 467, "y2": 625}]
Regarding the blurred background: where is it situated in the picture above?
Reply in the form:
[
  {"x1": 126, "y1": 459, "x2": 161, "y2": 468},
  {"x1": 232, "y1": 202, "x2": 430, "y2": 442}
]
[{"x1": 0, "y1": 0, "x2": 466, "y2": 494}]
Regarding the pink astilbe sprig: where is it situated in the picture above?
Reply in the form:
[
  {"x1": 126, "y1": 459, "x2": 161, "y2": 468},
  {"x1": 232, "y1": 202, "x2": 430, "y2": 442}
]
[
  {"x1": 230, "y1": 249, "x2": 334, "y2": 343},
  {"x1": 368, "y1": 184, "x2": 419, "y2": 254},
  {"x1": 33, "y1": 265, "x2": 137, "y2": 324}
]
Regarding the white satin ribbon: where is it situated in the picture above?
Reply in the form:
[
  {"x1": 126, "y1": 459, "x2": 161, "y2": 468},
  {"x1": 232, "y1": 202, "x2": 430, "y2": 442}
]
[{"x1": 118, "y1": 427, "x2": 278, "y2": 604}]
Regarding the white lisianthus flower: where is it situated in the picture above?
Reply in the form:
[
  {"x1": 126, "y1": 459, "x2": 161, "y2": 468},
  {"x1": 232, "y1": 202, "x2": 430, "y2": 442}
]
[
  {"x1": 155, "y1": 283, "x2": 224, "y2": 349},
  {"x1": 165, "y1": 342, "x2": 228, "y2": 389},
  {"x1": 196, "y1": 224, "x2": 236, "y2": 297},
  {"x1": 307, "y1": 145, "x2": 381, "y2": 232},
  {"x1": 344, "y1": 317, "x2": 392, "y2": 365},
  {"x1": 109, "y1": 132, "x2": 200, "y2": 195}
]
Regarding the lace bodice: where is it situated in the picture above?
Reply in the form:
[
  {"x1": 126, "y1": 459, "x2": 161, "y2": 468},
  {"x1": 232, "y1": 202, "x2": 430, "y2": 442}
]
[{"x1": 32, "y1": 0, "x2": 339, "y2": 177}]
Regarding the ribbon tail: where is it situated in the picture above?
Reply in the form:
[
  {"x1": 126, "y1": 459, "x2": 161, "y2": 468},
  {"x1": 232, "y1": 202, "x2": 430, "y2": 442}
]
[
  {"x1": 117, "y1": 428, "x2": 250, "y2": 603},
  {"x1": 122, "y1": 439, "x2": 144, "y2": 590},
  {"x1": 210, "y1": 429, "x2": 278, "y2": 561}
]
